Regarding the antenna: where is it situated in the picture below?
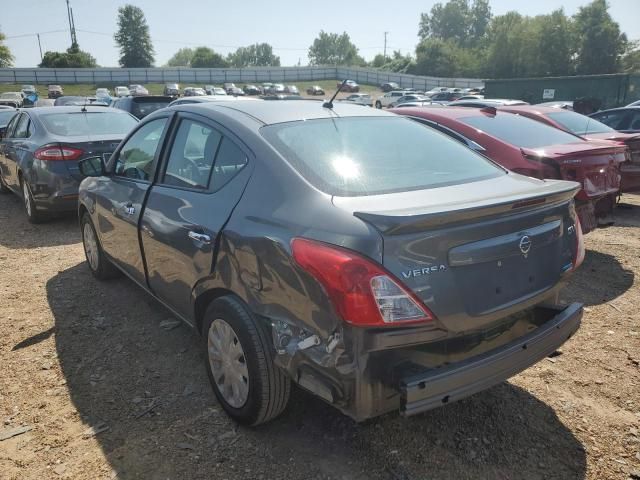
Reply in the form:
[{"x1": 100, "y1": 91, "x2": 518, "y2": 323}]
[
  {"x1": 66, "y1": 0, "x2": 78, "y2": 48},
  {"x1": 323, "y1": 79, "x2": 348, "y2": 109},
  {"x1": 384, "y1": 31, "x2": 388, "y2": 60}
]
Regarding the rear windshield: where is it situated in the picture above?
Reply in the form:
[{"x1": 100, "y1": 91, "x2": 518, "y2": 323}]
[
  {"x1": 40, "y1": 112, "x2": 138, "y2": 136},
  {"x1": 546, "y1": 111, "x2": 614, "y2": 136},
  {"x1": 0, "y1": 110, "x2": 17, "y2": 126},
  {"x1": 261, "y1": 116, "x2": 503, "y2": 196},
  {"x1": 132, "y1": 98, "x2": 171, "y2": 118},
  {"x1": 461, "y1": 113, "x2": 582, "y2": 148}
]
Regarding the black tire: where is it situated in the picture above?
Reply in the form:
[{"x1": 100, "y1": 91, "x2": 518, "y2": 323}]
[
  {"x1": 375, "y1": 101, "x2": 382, "y2": 109},
  {"x1": 20, "y1": 177, "x2": 46, "y2": 223},
  {"x1": 80, "y1": 213, "x2": 121, "y2": 280},
  {"x1": 202, "y1": 296, "x2": 290, "y2": 426}
]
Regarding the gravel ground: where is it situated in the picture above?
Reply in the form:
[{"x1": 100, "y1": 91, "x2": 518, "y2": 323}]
[{"x1": 0, "y1": 191, "x2": 638, "y2": 480}]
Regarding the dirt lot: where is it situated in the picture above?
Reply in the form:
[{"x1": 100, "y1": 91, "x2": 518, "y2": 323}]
[{"x1": 0, "y1": 191, "x2": 639, "y2": 480}]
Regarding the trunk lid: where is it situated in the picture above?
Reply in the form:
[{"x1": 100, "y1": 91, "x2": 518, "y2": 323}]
[
  {"x1": 333, "y1": 175, "x2": 580, "y2": 333},
  {"x1": 522, "y1": 142, "x2": 626, "y2": 200},
  {"x1": 57, "y1": 135, "x2": 124, "y2": 181}
]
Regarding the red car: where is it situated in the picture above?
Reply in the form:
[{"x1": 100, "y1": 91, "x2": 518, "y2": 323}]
[
  {"x1": 391, "y1": 106, "x2": 627, "y2": 233},
  {"x1": 499, "y1": 105, "x2": 640, "y2": 194}
]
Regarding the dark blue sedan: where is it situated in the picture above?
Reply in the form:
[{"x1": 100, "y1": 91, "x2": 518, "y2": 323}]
[{"x1": 0, "y1": 106, "x2": 138, "y2": 222}]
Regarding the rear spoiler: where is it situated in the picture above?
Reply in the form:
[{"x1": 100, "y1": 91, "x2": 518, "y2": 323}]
[{"x1": 354, "y1": 185, "x2": 579, "y2": 235}]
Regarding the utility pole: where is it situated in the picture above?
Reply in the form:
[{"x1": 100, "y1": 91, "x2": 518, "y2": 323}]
[
  {"x1": 383, "y1": 31, "x2": 388, "y2": 60},
  {"x1": 66, "y1": 0, "x2": 78, "y2": 48},
  {"x1": 36, "y1": 34, "x2": 43, "y2": 62}
]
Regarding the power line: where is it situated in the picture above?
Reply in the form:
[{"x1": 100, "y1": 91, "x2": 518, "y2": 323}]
[{"x1": 5, "y1": 30, "x2": 68, "y2": 39}]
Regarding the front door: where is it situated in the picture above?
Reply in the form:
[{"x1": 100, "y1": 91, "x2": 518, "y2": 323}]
[
  {"x1": 95, "y1": 116, "x2": 170, "y2": 286},
  {"x1": 140, "y1": 114, "x2": 251, "y2": 319}
]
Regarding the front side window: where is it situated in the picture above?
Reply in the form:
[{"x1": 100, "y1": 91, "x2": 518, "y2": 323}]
[
  {"x1": 261, "y1": 116, "x2": 502, "y2": 196},
  {"x1": 113, "y1": 118, "x2": 168, "y2": 181},
  {"x1": 163, "y1": 119, "x2": 221, "y2": 189}
]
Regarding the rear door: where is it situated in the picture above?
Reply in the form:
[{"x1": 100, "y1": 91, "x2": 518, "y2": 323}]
[
  {"x1": 140, "y1": 113, "x2": 251, "y2": 319},
  {"x1": 4, "y1": 113, "x2": 30, "y2": 190},
  {"x1": 95, "y1": 116, "x2": 171, "y2": 285},
  {"x1": 0, "y1": 113, "x2": 21, "y2": 191}
]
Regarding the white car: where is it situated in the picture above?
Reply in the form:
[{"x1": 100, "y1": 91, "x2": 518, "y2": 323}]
[
  {"x1": 341, "y1": 93, "x2": 373, "y2": 107},
  {"x1": 375, "y1": 90, "x2": 418, "y2": 109},
  {"x1": 115, "y1": 86, "x2": 130, "y2": 97}
]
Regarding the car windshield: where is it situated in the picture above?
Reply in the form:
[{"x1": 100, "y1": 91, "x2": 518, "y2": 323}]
[
  {"x1": 261, "y1": 116, "x2": 503, "y2": 196},
  {"x1": 0, "y1": 110, "x2": 17, "y2": 126},
  {"x1": 461, "y1": 113, "x2": 582, "y2": 148},
  {"x1": 545, "y1": 111, "x2": 614, "y2": 136},
  {"x1": 40, "y1": 112, "x2": 137, "y2": 136},
  {"x1": 1, "y1": 93, "x2": 21, "y2": 99}
]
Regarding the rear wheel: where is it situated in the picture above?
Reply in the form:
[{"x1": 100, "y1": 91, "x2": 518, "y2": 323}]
[
  {"x1": 81, "y1": 213, "x2": 120, "y2": 280},
  {"x1": 202, "y1": 296, "x2": 290, "y2": 426},
  {"x1": 21, "y1": 178, "x2": 46, "y2": 223}
]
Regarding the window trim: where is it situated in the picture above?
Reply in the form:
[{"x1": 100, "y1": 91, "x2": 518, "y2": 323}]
[
  {"x1": 107, "y1": 114, "x2": 173, "y2": 184},
  {"x1": 155, "y1": 111, "x2": 252, "y2": 194}
]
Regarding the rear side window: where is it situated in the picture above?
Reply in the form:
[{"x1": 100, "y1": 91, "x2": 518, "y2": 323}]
[
  {"x1": 261, "y1": 116, "x2": 502, "y2": 196},
  {"x1": 461, "y1": 113, "x2": 582, "y2": 148},
  {"x1": 40, "y1": 112, "x2": 138, "y2": 136},
  {"x1": 546, "y1": 111, "x2": 614, "y2": 136},
  {"x1": 13, "y1": 114, "x2": 30, "y2": 138},
  {"x1": 591, "y1": 110, "x2": 629, "y2": 130},
  {"x1": 211, "y1": 138, "x2": 248, "y2": 190},
  {"x1": 164, "y1": 119, "x2": 221, "y2": 189}
]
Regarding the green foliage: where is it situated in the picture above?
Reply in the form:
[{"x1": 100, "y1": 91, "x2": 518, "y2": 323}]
[
  {"x1": 166, "y1": 48, "x2": 194, "y2": 67},
  {"x1": 0, "y1": 28, "x2": 13, "y2": 68},
  {"x1": 418, "y1": 0, "x2": 491, "y2": 46},
  {"x1": 114, "y1": 5, "x2": 155, "y2": 68},
  {"x1": 39, "y1": 45, "x2": 98, "y2": 68},
  {"x1": 227, "y1": 43, "x2": 280, "y2": 67},
  {"x1": 308, "y1": 31, "x2": 365, "y2": 66},
  {"x1": 622, "y1": 40, "x2": 640, "y2": 73},
  {"x1": 573, "y1": 0, "x2": 626, "y2": 74},
  {"x1": 191, "y1": 47, "x2": 228, "y2": 68}
]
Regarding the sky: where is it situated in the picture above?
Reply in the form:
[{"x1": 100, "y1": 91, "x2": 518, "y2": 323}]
[{"x1": 2, "y1": 0, "x2": 640, "y2": 68}]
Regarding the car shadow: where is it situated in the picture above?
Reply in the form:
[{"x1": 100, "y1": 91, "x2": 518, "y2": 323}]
[
  {"x1": 563, "y1": 249, "x2": 634, "y2": 307},
  {"x1": 0, "y1": 193, "x2": 79, "y2": 249},
  {"x1": 47, "y1": 263, "x2": 586, "y2": 479}
]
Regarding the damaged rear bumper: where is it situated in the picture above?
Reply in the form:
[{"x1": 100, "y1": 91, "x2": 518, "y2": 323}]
[{"x1": 399, "y1": 303, "x2": 582, "y2": 417}]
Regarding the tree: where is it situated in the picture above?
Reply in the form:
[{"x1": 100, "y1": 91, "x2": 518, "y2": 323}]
[
  {"x1": 414, "y1": 39, "x2": 463, "y2": 77},
  {"x1": 622, "y1": 40, "x2": 640, "y2": 73},
  {"x1": 191, "y1": 47, "x2": 228, "y2": 68},
  {"x1": 308, "y1": 31, "x2": 365, "y2": 66},
  {"x1": 166, "y1": 47, "x2": 194, "y2": 67},
  {"x1": 418, "y1": 0, "x2": 491, "y2": 46},
  {"x1": 227, "y1": 43, "x2": 280, "y2": 67},
  {"x1": 573, "y1": 0, "x2": 626, "y2": 74},
  {"x1": 485, "y1": 12, "x2": 528, "y2": 78},
  {"x1": 114, "y1": 5, "x2": 155, "y2": 67},
  {"x1": 534, "y1": 9, "x2": 574, "y2": 76},
  {"x1": 39, "y1": 44, "x2": 97, "y2": 68},
  {"x1": 0, "y1": 28, "x2": 14, "y2": 67}
]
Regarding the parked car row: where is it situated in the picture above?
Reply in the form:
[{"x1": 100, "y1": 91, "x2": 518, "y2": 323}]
[{"x1": 6, "y1": 87, "x2": 640, "y2": 430}]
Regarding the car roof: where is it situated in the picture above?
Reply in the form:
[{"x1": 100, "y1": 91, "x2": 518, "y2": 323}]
[
  {"x1": 392, "y1": 105, "x2": 517, "y2": 121},
  {"x1": 174, "y1": 99, "x2": 392, "y2": 125},
  {"x1": 497, "y1": 105, "x2": 565, "y2": 115},
  {"x1": 593, "y1": 106, "x2": 640, "y2": 113}
]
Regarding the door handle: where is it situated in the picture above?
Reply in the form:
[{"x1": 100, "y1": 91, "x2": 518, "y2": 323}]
[
  {"x1": 188, "y1": 231, "x2": 211, "y2": 244},
  {"x1": 122, "y1": 203, "x2": 135, "y2": 215}
]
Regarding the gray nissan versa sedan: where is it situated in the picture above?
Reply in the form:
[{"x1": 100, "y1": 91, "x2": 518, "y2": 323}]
[
  {"x1": 76, "y1": 100, "x2": 585, "y2": 425},
  {"x1": 0, "y1": 106, "x2": 138, "y2": 222}
]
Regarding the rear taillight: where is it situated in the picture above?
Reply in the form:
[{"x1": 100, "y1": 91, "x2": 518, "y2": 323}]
[
  {"x1": 291, "y1": 238, "x2": 435, "y2": 327},
  {"x1": 573, "y1": 216, "x2": 585, "y2": 270},
  {"x1": 34, "y1": 146, "x2": 84, "y2": 161},
  {"x1": 569, "y1": 202, "x2": 585, "y2": 270}
]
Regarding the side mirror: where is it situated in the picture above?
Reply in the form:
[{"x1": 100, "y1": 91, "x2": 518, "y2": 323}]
[{"x1": 78, "y1": 156, "x2": 107, "y2": 177}]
